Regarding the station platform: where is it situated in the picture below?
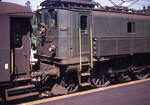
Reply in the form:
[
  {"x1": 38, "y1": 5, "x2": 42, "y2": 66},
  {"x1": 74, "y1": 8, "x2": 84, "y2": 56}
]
[{"x1": 20, "y1": 78, "x2": 150, "y2": 105}]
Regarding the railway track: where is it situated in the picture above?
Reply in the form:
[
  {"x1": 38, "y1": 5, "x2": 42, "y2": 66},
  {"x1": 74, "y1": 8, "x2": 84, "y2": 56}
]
[{"x1": 1, "y1": 77, "x2": 150, "y2": 105}]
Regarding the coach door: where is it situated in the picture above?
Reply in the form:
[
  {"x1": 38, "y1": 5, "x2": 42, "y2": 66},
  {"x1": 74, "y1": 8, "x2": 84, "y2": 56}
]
[
  {"x1": 11, "y1": 17, "x2": 31, "y2": 78},
  {"x1": 79, "y1": 12, "x2": 93, "y2": 69}
]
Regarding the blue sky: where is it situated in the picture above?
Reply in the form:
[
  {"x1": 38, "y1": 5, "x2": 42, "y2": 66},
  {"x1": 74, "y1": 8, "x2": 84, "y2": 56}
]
[
  {"x1": 2, "y1": 0, "x2": 150, "y2": 10},
  {"x1": 3, "y1": 0, "x2": 44, "y2": 10}
]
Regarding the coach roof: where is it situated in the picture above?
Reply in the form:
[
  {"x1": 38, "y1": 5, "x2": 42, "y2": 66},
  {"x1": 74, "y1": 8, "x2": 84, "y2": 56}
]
[{"x1": 0, "y1": 2, "x2": 32, "y2": 15}]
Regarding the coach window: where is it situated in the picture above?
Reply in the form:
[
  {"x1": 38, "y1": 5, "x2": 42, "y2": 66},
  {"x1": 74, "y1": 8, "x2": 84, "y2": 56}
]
[{"x1": 127, "y1": 22, "x2": 135, "y2": 33}]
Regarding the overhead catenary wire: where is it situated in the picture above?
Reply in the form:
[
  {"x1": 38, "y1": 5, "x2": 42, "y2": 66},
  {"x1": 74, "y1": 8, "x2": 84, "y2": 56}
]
[{"x1": 109, "y1": 0, "x2": 140, "y2": 7}]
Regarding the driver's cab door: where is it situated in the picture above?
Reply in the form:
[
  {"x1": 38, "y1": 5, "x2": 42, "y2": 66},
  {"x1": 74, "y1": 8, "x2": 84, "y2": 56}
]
[{"x1": 79, "y1": 12, "x2": 91, "y2": 57}]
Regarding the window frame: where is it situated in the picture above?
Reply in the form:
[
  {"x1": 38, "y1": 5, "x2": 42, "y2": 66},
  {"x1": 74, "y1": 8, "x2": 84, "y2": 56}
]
[
  {"x1": 50, "y1": 11, "x2": 57, "y2": 28},
  {"x1": 127, "y1": 22, "x2": 136, "y2": 34}
]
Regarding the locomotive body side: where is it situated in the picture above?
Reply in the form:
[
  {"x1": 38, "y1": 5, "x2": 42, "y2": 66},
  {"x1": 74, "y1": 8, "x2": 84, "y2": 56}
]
[
  {"x1": 92, "y1": 11, "x2": 150, "y2": 57},
  {"x1": 91, "y1": 10, "x2": 150, "y2": 79}
]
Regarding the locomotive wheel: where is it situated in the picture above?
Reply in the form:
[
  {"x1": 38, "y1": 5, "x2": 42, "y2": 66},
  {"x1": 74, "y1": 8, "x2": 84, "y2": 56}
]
[
  {"x1": 91, "y1": 74, "x2": 110, "y2": 88},
  {"x1": 60, "y1": 78, "x2": 79, "y2": 94},
  {"x1": 60, "y1": 70, "x2": 79, "y2": 94},
  {"x1": 66, "y1": 83, "x2": 79, "y2": 94},
  {"x1": 135, "y1": 71, "x2": 148, "y2": 80},
  {"x1": 117, "y1": 73, "x2": 132, "y2": 82}
]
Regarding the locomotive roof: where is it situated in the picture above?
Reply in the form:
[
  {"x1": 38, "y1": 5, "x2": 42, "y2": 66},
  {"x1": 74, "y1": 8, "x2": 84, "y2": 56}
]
[
  {"x1": 40, "y1": 0, "x2": 99, "y2": 8},
  {"x1": 40, "y1": 0, "x2": 150, "y2": 16},
  {"x1": 0, "y1": 2, "x2": 32, "y2": 15}
]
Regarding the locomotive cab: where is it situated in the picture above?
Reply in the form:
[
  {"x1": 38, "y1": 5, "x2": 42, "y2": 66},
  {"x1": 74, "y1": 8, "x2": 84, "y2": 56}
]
[
  {"x1": 36, "y1": 8, "x2": 94, "y2": 64},
  {"x1": 34, "y1": 0, "x2": 98, "y2": 92}
]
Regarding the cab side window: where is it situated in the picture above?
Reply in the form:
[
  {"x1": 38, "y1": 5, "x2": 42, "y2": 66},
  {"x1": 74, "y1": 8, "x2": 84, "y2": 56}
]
[
  {"x1": 50, "y1": 11, "x2": 57, "y2": 28},
  {"x1": 44, "y1": 13, "x2": 49, "y2": 25}
]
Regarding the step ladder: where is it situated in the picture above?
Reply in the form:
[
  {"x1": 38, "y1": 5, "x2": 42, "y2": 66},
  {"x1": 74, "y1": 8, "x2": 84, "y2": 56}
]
[
  {"x1": 79, "y1": 63, "x2": 91, "y2": 86},
  {"x1": 5, "y1": 84, "x2": 39, "y2": 101},
  {"x1": 78, "y1": 28, "x2": 93, "y2": 87}
]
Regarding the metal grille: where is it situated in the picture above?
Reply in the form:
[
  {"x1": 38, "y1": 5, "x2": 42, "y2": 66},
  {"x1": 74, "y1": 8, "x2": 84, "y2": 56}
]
[
  {"x1": 100, "y1": 39, "x2": 116, "y2": 56},
  {"x1": 147, "y1": 39, "x2": 150, "y2": 52},
  {"x1": 118, "y1": 39, "x2": 131, "y2": 54},
  {"x1": 133, "y1": 39, "x2": 146, "y2": 53}
]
